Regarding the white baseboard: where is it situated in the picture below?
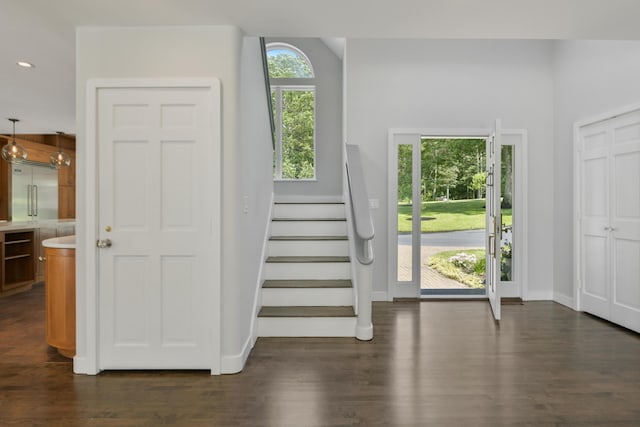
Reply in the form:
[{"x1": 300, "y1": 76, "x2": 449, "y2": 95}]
[
  {"x1": 73, "y1": 356, "x2": 99, "y2": 375},
  {"x1": 553, "y1": 292, "x2": 576, "y2": 310},
  {"x1": 523, "y1": 290, "x2": 553, "y2": 301},
  {"x1": 221, "y1": 335, "x2": 253, "y2": 374},
  {"x1": 372, "y1": 291, "x2": 389, "y2": 301},
  {"x1": 274, "y1": 195, "x2": 343, "y2": 203},
  {"x1": 393, "y1": 285, "x2": 419, "y2": 299},
  {"x1": 245, "y1": 191, "x2": 273, "y2": 361}
]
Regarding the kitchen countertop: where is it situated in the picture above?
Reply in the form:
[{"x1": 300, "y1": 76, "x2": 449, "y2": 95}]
[
  {"x1": 43, "y1": 235, "x2": 76, "y2": 249},
  {"x1": 0, "y1": 219, "x2": 75, "y2": 232}
]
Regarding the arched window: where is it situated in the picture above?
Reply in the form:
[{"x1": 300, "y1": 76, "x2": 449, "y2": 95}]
[{"x1": 267, "y1": 43, "x2": 316, "y2": 180}]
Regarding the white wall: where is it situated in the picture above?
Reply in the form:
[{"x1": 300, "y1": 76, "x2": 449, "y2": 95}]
[
  {"x1": 346, "y1": 39, "x2": 556, "y2": 300},
  {"x1": 227, "y1": 36, "x2": 275, "y2": 371},
  {"x1": 75, "y1": 26, "x2": 273, "y2": 373},
  {"x1": 553, "y1": 40, "x2": 640, "y2": 306},
  {"x1": 268, "y1": 37, "x2": 343, "y2": 198}
]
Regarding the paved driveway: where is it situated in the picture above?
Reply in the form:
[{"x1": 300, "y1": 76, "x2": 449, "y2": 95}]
[{"x1": 397, "y1": 229, "x2": 485, "y2": 247}]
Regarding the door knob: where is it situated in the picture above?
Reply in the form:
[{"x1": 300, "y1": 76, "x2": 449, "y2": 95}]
[{"x1": 96, "y1": 239, "x2": 112, "y2": 248}]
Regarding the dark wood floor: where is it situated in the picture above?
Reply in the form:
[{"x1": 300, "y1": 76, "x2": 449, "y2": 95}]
[{"x1": 1, "y1": 283, "x2": 639, "y2": 426}]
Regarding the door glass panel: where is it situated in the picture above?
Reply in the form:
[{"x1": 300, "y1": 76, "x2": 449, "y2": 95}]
[
  {"x1": 397, "y1": 144, "x2": 413, "y2": 282},
  {"x1": 501, "y1": 144, "x2": 514, "y2": 281}
]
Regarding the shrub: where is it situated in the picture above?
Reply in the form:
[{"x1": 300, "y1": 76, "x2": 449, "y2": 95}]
[
  {"x1": 448, "y1": 252, "x2": 477, "y2": 273},
  {"x1": 473, "y1": 257, "x2": 486, "y2": 275}
]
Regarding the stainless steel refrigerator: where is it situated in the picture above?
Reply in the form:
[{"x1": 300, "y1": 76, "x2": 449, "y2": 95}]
[{"x1": 11, "y1": 162, "x2": 58, "y2": 222}]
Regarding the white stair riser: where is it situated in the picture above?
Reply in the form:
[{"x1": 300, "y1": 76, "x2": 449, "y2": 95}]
[
  {"x1": 265, "y1": 262, "x2": 351, "y2": 280},
  {"x1": 271, "y1": 221, "x2": 347, "y2": 237},
  {"x1": 262, "y1": 288, "x2": 354, "y2": 306},
  {"x1": 258, "y1": 316, "x2": 357, "y2": 337},
  {"x1": 274, "y1": 204, "x2": 345, "y2": 219},
  {"x1": 268, "y1": 240, "x2": 349, "y2": 257}
]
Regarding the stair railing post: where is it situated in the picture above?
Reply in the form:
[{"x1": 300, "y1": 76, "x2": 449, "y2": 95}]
[
  {"x1": 356, "y1": 241, "x2": 373, "y2": 340},
  {"x1": 345, "y1": 144, "x2": 375, "y2": 341}
]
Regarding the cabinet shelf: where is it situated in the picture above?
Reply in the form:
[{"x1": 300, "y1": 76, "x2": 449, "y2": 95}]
[
  {"x1": 5, "y1": 239, "x2": 32, "y2": 245},
  {"x1": 1, "y1": 229, "x2": 36, "y2": 292},
  {"x1": 5, "y1": 254, "x2": 32, "y2": 261}
]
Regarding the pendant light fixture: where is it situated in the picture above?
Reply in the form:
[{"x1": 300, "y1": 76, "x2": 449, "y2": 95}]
[
  {"x1": 2, "y1": 118, "x2": 27, "y2": 163},
  {"x1": 50, "y1": 131, "x2": 71, "y2": 169}
]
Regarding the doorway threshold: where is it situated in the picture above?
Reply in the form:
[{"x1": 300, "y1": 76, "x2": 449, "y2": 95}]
[{"x1": 421, "y1": 288, "x2": 486, "y2": 299}]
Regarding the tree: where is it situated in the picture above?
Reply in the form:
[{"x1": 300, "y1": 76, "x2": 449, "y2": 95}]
[
  {"x1": 470, "y1": 172, "x2": 486, "y2": 198},
  {"x1": 268, "y1": 51, "x2": 315, "y2": 179},
  {"x1": 267, "y1": 52, "x2": 313, "y2": 78},
  {"x1": 397, "y1": 145, "x2": 413, "y2": 202},
  {"x1": 501, "y1": 145, "x2": 513, "y2": 208},
  {"x1": 439, "y1": 165, "x2": 459, "y2": 200},
  {"x1": 281, "y1": 90, "x2": 314, "y2": 179},
  {"x1": 420, "y1": 138, "x2": 485, "y2": 201}
]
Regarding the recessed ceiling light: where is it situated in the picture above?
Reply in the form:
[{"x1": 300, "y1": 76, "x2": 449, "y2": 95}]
[{"x1": 17, "y1": 61, "x2": 35, "y2": 68}]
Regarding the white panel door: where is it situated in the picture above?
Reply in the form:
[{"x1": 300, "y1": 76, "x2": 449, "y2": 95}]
[
  {"x1": 486, "y1": 119, "x2": 502, "y2": 320},
  {"x1": 610, "y1": 112, "x2": 640, "y2": 331},
  {"x1": 97, "y1": 84, "x2": 220, "y2": 370},
  {"x1": 579, "y1": 123, "x2": 610, "y2": 319}
]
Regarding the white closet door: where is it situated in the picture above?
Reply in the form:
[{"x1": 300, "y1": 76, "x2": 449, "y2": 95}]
[
  {"x1": 97, "y1": 83, "x2": 220, "y2": 370},
  {"x1": 609, "y1": 112, "x2": 640, "y2": 332},
  {"x1": 579, "y1": 123, "x2": 610, "y2": 320}
]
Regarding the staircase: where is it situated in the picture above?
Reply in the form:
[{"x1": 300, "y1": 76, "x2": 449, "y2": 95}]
[{"x1": 257, "y1": 201, "x2": 358, "y2": 337}]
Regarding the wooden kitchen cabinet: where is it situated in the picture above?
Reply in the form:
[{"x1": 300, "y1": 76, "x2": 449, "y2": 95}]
[
  {"x1": 1, "y1": 230, "x2": 36, "y2": 293},
  {"x1": 58, "y1": 148, "x2": 76, "y2": 219},
  {"x1": 44, "y1": 245, "x2": 76, "y2": 357},
  {"x1": 0, "y1": 134, "x2": 76, "y2": 220},
  {"x1": 36, "y1": 227, "x2": 57, "y2": 282},
  {"x1": 36, "y1": 222, "x2": 76, "y2": 282}
]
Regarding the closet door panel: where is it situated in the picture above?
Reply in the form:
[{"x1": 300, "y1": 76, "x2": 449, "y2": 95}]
[
  {"x1": 582, "y1": 235, "x2": 609, "y2": 318},
  {"x1": 612, "y1": 151, "x2": 640, "y2": 219},
  {"x1": 580, "y1": 142, "x2": 610, "y2": 319},
  {"x1": 609, "y1": 115, "x2": 640, "y2": 331},
  {"x1": 611, "y1": 239, "x2": 640, "y2": 331}
]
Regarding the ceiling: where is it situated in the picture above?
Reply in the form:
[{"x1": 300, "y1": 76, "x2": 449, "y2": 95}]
[{"x1": 2, "y1": 0, "x2": 640, "y2": 135}]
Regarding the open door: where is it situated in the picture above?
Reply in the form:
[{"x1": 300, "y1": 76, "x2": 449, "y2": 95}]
[{"x1": 486, "y1": 119, "x2": 502, "y2": 320}]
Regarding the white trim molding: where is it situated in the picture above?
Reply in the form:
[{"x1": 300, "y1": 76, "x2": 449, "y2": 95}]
[
  {"x1": 243, "y1": 191, "x2": 275, "y2": 373},
  {"x1": 387, "y1": 127, "x2": 528, "y2": 302},
  {"x1": 553, "y1": 292, "x2": 576, "y2": 310},
  {"x1": 221, "y1": 335, "x2": 253, "y2": 375},
  {"x1": 78, "y1": 78, "x2": 222, "y2": 375},
  {"x1": 573, "y1": 101, "x2": 640, "y2": 313}
]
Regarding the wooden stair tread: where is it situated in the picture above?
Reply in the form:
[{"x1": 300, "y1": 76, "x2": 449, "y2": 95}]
[
  {"x1": 270, "y1": 235, "x2": 348, "y2": 241},
  {"x1": 263, "y1": 279, "x2": 352, "y2": 289},
  {"x1": 272, "y1": 218, "x2": 346, "y2": 222},
  {"x1": 266, "y1": 256, "x2": 350, "y2": 263},
  {"x1": 258, "y1": 306, "x2": 356, "y2": 318}
]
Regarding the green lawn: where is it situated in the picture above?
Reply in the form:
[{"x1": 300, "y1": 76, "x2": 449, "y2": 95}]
[{"x1": 398, "y1": 198, "x2": 512, "y2": 233}]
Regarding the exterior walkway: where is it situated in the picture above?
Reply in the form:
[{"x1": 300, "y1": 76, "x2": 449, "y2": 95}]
[{"x1": 398, "y1": 242, "x2": 484, "y2": 289}]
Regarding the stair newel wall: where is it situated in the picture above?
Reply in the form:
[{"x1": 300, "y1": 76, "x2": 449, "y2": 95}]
[
  {"x1": 345, "y1": 144, "x2": 374, "y2": 341},
  {"x1": 248, "y1": 192, "x2": 275, "y2": 350},
  {"x1": 343, "y1": 190, "x2": 360, "y2": 314}
]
